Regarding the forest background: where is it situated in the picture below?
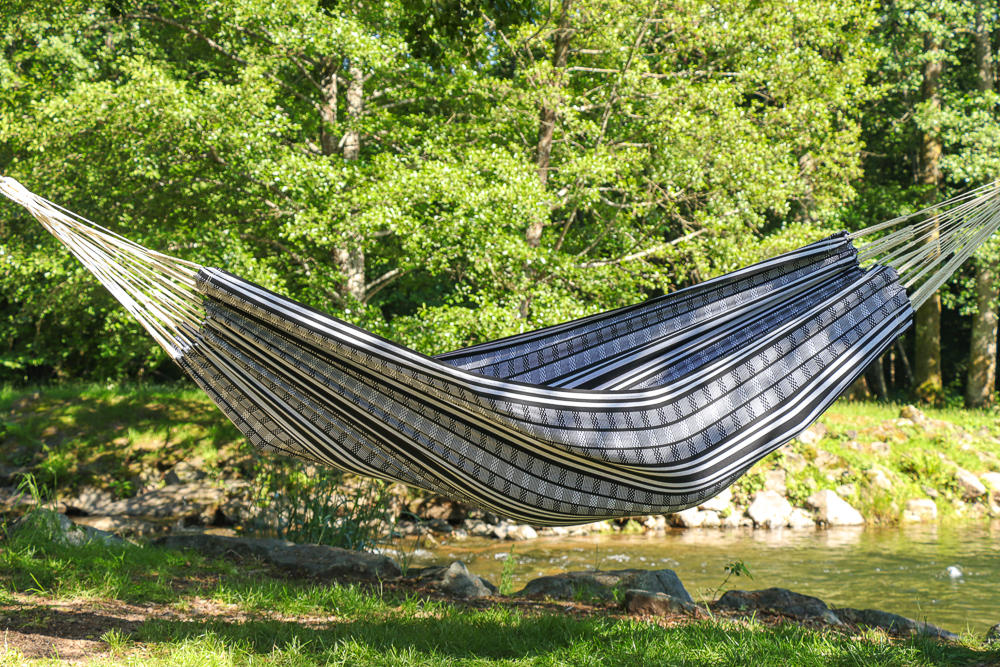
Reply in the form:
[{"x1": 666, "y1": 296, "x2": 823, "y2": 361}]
[{"x1": 2, "y1": 0, "x2": 999, "y2": 408}]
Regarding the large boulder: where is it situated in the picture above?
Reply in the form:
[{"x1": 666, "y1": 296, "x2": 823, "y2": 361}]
[
  {"x1": 713, "y1": 587, "x2": 841, "y2": 625},
  {"x1": 797, "y1": 423, "x2": 827, "y2": 447},
  {"x1": 163, "y1": 461, "x2": 208, "y2": 485},
  {"x1": 954, "y1": 468, "x2": 986, "y2": 501},
  {"x1": 834, "y1": 608, "x2": 958, "y2": 641},
  {"x1": 153, "y1": 534, "x2": 400, "y2": 580},
  {"x1": 61, "y1": 486, "x2": 118, "y2": 516},
  {"x1": 747, "y1": 491, "x2": 792, "y2": 528},
  {"x1": 698, "y1": 487, "x2": 732, "y2": 513},
  {"x1": 503, "y1": 524, "x2": 538, "y2": 541},
  {"x1": 410, "y1": 496, "x2": 468, "y2": 524},
  {"x1": 518, "y1": 568, "x2": 691, "y2": 603},
  {"x1": 902, "y1": 498, "x2": 938, "y2": 523},
  {"x1": 72, "y1": 515, "x2": 164, "y2": 539},
  {"x1": 669, "y1": 507, "x2": 707, "y2": 528},
  {"x1": 11, "y1": 510, "x2": 122, "y2": 546},
  {"x1": 981, "y1": 472, "x2": 1000, "y2": 498},
  {"x1": 623, "y1": 590, "x2": 701, "y2": 616},
  {"x1": 805, "y1": 490, "x2": 864, "y2": 526},
  {"x1": 104, "y1": 482, "x2": 225, "y2": 523},
  {"x1": 410, "y1": 561, "x2": 496, "y2": 598}
]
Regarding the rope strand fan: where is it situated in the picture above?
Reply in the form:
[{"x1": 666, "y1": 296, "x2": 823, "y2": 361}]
[{"x1": 2, "y1": 175, "x2": 999, "y2": 524}]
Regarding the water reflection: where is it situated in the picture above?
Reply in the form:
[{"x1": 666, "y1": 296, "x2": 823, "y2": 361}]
[{"x1": 407, "y1": 521, "x2": 1000, "y2": 634}]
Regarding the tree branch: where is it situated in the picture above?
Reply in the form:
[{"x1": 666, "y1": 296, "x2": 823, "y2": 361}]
[{"x1": 578, "y1": 229, "x2": 705, "y2": 268}]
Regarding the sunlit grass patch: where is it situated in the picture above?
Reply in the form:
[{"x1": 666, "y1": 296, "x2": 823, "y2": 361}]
[{"x1": 0, "y1": 507, "x2": 232, "y2": 603}]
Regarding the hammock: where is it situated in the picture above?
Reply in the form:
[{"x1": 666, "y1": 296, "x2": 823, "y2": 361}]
[{"x1": 3, "y1": 177, "x2": 999, "y2": 525}]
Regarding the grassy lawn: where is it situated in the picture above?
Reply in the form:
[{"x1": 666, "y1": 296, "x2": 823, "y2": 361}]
[
  {"x1": 0, "y1": 512, "x2": 997, "y2": 665},
  {"x1": 1, "y1": 385, "x2": 999, "y2": 663}
]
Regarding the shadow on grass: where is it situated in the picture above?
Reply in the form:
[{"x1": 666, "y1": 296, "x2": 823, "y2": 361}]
[{"x1": 130, "y1": 608, "x2": 997, "y2": 666}]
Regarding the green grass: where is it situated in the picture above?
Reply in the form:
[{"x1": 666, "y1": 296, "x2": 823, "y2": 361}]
[
  {"x1": 1, "y1": 506, "x2": 998, "y2": 665},
  {"x1": 0, "y1": 384, "x2": 246, "y2": 496},
  {"x1": 0, "y1": 508, "x2": 233, "y2": 602}
]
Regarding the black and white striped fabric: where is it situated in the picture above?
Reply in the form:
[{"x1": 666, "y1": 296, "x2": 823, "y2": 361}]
[{"x1": 177, "y1": 232, "x2": 912, "y2": 525}]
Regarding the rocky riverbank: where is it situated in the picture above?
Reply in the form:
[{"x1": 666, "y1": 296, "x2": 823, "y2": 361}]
[
  {"x1": 12, "y1": 511, "x2": 999, "y2": 646},
  {"x1": 4, "y1": 394, "x2": 998, "y2": 544}
]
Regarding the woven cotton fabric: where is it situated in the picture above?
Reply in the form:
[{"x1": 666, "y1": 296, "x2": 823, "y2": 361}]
[{"x1": 176, "y1": 233, "x2": 912, "y2": 525}]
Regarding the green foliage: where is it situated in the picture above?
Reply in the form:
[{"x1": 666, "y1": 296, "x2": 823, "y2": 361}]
[
  {"x1": 0, "y1": 0, "x2": 884, "y2": 382},
  {"x1": 497, "y1": 544, "x2": 518, "y2": 596},
  {"x1": 707, "y1": 559, "x2": 754, "y2": 602}
]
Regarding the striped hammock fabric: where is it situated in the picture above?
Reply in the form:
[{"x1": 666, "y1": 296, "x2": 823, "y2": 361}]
[{"x1": 3, "y1": 177, "x2": 999, "y2": 525}]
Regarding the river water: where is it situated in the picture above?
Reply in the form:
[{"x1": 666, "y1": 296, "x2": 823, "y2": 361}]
[{"x1": 406, "y1": 521, "x2": 1000, "y2": 634}]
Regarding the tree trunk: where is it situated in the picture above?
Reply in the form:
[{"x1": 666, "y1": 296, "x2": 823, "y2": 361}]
[
  {"x1": 865, "y1": 356, "x2": 888, "y2": 401},
  {"x1": 320, "y1": 68, "x2": 338, "y2": 156},
  {"x1": 914, "y1": 31, "x2": 943, "y2": 400},
  {"x1": 966, "y1": 2, "x2": 999, "y2": 408},
  {"x1": 332, "y1": 64, "x2": 366, "y2": 303},
  {"x1": 527, "y1": 0, "x2": 573, "y2": 248}
]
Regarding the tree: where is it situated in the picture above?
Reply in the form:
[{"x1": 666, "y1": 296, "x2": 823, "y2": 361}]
[
  {"x1": 0, "y1": 0, "x2": 883, "y2": 382},
  {"x1": 964, "y1": 0, "x2": 999, "y2": 408},
  {"x1": 914, "y1": 25, "x2": 944, "y2": 399}
]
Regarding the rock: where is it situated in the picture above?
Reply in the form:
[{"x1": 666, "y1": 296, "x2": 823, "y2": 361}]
[
  {"x1": 699, "y1": 510, "x2": 721, "y2": 528},
  {"x1": 805, "y1": 490, "x2": 864, "y2": 526},
  {"x1": 981, "y1": 472, "x2": 1000, "y2": 498},
  {"x1": 866, "y1": 467, "x2": 894, "y2": 492},
  {"x1": 104, "y1": 482, "x2": 225, "y2": 522},
  {"x1": 423, "y1": 518, "x2": 453, "y2": 534},
  {"x1": 786, "y1": 508, "x2": 815, "y2": 529},
  {"x1": 412, "y1": 561, "x2": 495, "y2": 598},
  {"x1": 12, "y1": 510, "x2": 123, "y2": 546},
  {"x1": 163, "y1": 461, "x2": 208, "y2": 485},
  {"x1": 713, "y1": 587, "x2": 841, "y2": 625},
  {"x1": 62, "y1": 486, "x2": 118, "y2": 515},
  {"x1": 642, "y1": 515, "x2": 667, "y2": 531},
  {"x1": 623, "y1": 589, "x2": 701, "y2": 616},
  {"x1": 985, "y1": 623, "x2": 1000, "y2": 645},
  {"x1": 503, "y1": 524, "x2": 538, "y2": 541},
  {"x1": 517, "y1": 568, "x2": 691, "y2": 603},
  {"x1": 411, "y1": 496, "x2": 468, "y2": 524},
  {"x1": 797, "y1": 423, "x2": 827, "y2": 447},
  {"x1": 153, "y1": 534, "x2": 401, "y2": 579},
  {"x1": 954, "y1": 468, "x2": 986, "y2": 501},
  {"x1": 902, "y1": 498, "x2": 938, "y2": 523},
  {"x1": 764, "y1": 469, "x2": 787, "y2": 496},
  {"x1": 72, "y1": 515, "x2": 164, "y2": 539},
  {"x1": 899, "y1": 405, "x2": 929, "y2": 427},
  {"x1": 747, "y1": 491, "x2": 792, "y2": 528},
  {"x1": 721, "y1": 508, "x2": 743, "y2": 528},
  {"x1": 870, "y1": 441, "x2": 891, "y2": 455},
  {"x1": 698, "y1": 487, "x2": 732, "y2": 513},
  {"x1": 834, "y1": 607, "x2": 958, "y2": 641},
  {"x1": 670, "y1": 507, "x2": 706, "y2": 528},
  {"x1": 921, "y1": 485, "x2": 939, "y2": 499},
  {"x1": 834, "y1": 483, "x2": 856, "y2": 498},
  {"x1": 813, "y1": 450, "x2": 840, "y2": 469}
]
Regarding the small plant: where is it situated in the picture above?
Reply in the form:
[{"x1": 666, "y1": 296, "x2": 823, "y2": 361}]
[
  {"x1": 245, "y1": 453, "x2": 394, "y2": 551},
  {"x1": 392, "y1": 528, "x2": 426, "y2": 577},
  {"x1": 100, "y1": 628, "x2": 132, "y2": 654},
  {"x1": 498, "y1": 545, "x2": 518, "y2": 596},
  {"x1": 590, "y1": 543, "x2": 604, "y2": 572},
  {"x1": 707, "y1": 559, "x2": 753, "y2": 602}
]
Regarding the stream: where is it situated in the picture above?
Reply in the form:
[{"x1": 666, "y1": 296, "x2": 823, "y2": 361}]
[{"x1": 405, "y1": 521, "x2": 1000, "y2": 634}]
